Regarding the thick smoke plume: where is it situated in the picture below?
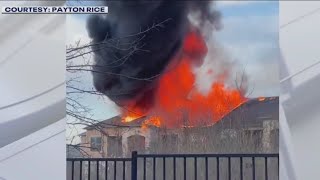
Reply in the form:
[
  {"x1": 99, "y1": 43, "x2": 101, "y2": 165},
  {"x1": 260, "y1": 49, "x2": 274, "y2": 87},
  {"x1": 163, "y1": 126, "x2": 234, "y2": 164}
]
[{"x1": 86, "y1": 1, "x2": 222, "y2": 110}]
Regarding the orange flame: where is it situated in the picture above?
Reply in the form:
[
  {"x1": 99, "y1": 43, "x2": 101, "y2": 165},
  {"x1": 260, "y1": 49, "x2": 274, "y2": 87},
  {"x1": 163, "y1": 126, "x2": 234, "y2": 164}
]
[
  {"x1": 258, "y1": 97, "x2": 266, "y2": 101},
  {"x1": 122, "y1": 108, "x2": 145, "y2": 123},
  {"x1": 122, "y1": 31, "x2": 247, "y2": 128},
  {"x1": 123, "y1": 116, "x2": 139, "y2": 123}
]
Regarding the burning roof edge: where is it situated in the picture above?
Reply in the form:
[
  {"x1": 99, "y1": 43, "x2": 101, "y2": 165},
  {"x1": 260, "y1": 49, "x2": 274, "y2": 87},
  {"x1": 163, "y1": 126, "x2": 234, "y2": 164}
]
[
  {"x1": 215, "y1": 96, "x2": 279, "y2": 127},
  {"x1": 248, "y1": 96, "x2": 279, "y2": 104},
  {"x1": 231, "y1": 96, "x2": 279, "y2": 116},
  {"x1": 83, "y1": 96, "x2": 279, "y2": 131},
  {"x1": 84, "y1": 115, "x2": 147, "y2": 130}
]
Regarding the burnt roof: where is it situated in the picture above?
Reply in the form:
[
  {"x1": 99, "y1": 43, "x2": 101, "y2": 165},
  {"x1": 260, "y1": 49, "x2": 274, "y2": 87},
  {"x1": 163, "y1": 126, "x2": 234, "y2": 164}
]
[
  {"x1": 84, "y1": 115, "x2": 147, "y2": 130},
  {"x1": 214, "y1": 96, "x2": 279, "y2": 129},
  {"x1": 84, "y1": 97, "x2": 279, "y2": 131}
]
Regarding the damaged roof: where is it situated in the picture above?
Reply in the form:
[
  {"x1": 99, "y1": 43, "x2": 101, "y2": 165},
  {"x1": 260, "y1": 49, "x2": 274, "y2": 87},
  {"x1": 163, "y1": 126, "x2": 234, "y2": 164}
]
[
  {"x1": 84, "y1": 115, "x2": 147, "y2": 130},
  {"x1": 214, "y1": 96, "x2": 279, "y2": 129},
  {"x1": 84, "y1": 96, "x2": 279, "y2": 130}
]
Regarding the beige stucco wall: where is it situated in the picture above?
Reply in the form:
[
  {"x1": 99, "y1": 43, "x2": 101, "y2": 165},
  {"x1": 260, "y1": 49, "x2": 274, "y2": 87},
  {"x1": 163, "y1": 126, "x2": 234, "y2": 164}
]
[
  {"x1": 262, "y1": 120, "x2": 279, "y2": 152},
  {"x1": 80, "y1": 119, "x2": 279, "y2": 157},
  {"x1": 80, "y1": 129, "x2": 107, "y2": 157},
  {"x1": 81, "y1": 126, "x2": 151, "y2": 157}
]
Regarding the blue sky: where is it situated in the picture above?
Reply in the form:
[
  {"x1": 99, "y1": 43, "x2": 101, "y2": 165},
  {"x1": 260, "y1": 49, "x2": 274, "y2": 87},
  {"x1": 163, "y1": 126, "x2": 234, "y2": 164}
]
[
  {"x1": 218, "y1": 1, "x2": 278, "y2": 17},
  {"x1": 66, "y1": 1, "x2": 279, "y2": 140},
  {"x1": 216, "y1": 1, "x2": 279, "y2": 97}
]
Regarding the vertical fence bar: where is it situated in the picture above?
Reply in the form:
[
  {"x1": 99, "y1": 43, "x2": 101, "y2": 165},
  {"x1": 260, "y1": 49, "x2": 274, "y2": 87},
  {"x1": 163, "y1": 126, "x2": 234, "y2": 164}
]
[
  {"x1": 252, "y1": 157, "x2": 255, "y2": 180},
  {"x1": 277, "y1": 156, "x2": 279, "y2": 178},
  {"x1": 173, "y1": 157, "x2": 176, "y2": 180},
  {"x1": 184, "y1": 157, "x2": 186, "y2": 180},
  {"x1": 80, "y1": 161, "x2": 82, "y2": 180},
  {"x1": 265, "y1": 157, "x2": 268, "y2": 180},
  {"x1": 240, "y1": 157, "x2": 243, "y2": 180},
  {"x1": 194, "y1": 157, "x2": 197, "y2": 180},
  {"x1": 228, "y1": 157, "x2": 231, "y2": 180},
  {"x1": 163, "y1": 157, "x2": 166, "y2": 180},
  {"x1": 71, "y1": 161, "x2": 74, "y2": 180},
  {"x1": 205, "y1": 157, "x2": 208, "y2": 180},
  {"x1": 153, "y1": 157, "x2": 156, "y2": 180},
  {"x1": 216, "y1": 157, "x2": 220, "y2": 180},
  {"x1": 123, "y1": 161, "x2": 126, "y2": 180},
  {"x1": 88, "y1": 161, "x2": 91, "y2": 180},
  {"x1": 97, "y1": 161, "x2": 99, "y2": 180},
  {"x1": 131, "y1": 151, "x2": 138, "y2": 180},
  {"x1": 114, "y1": 161, "x2": 117, "y2": 180},
  {"x1": 143, "y1": 157, "x2": 146, "y2": 180},
  {"x1": 105, "y1": 161, "x2": 108, "y2": 180}
]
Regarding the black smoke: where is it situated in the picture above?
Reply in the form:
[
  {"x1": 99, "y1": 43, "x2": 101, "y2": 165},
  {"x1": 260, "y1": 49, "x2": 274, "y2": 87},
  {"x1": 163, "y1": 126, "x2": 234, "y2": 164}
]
[{"x1": 86, "y1": 1, "x2": 221, "y2": 108}]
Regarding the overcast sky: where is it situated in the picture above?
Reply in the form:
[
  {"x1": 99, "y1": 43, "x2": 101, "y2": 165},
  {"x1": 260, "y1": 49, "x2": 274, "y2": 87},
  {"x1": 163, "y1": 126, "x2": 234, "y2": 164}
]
[{"x1": 66, "y1": 1, "x2": 279, "y2": 140}]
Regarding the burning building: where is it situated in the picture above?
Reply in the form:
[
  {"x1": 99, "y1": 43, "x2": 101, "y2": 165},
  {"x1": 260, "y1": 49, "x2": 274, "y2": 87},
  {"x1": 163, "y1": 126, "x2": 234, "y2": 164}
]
[
  {"x1": 79, "y1": 1, "x2": 278, "y2": 157},
  {"x1": 79, "y1": 96, "x2": 278, "y2": 158},
  {"x1": 86, "y1": 1, "x2": 247, "y2": 128}
]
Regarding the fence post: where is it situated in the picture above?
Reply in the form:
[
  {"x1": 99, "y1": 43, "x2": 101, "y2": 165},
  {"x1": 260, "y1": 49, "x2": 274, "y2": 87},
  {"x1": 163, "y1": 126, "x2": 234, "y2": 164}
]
[{"x1": 131, "y1": 151, "x2": 138, "y2": 180}]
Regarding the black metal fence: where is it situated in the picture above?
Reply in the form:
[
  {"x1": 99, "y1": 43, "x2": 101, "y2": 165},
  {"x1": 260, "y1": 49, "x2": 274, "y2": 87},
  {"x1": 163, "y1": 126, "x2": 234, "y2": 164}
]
[
  {"x1": 67, "y1": 152, "x2": 279, "y2": 180},
  {"x1": 67, "y1": 157, "x2": 132, "y2": 180}
]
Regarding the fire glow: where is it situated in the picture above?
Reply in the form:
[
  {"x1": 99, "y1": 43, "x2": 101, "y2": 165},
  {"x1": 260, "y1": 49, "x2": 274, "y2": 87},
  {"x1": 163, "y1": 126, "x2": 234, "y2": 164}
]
[
  {"x1": 122, "y1": 31, "x2": 247, "y2": 128},
  {"x1": 258, "y1": 97, "x2": 266, "y2": 101},
  {"x1": 123, "y1": 115, "x2": 139, "y2": 123}
]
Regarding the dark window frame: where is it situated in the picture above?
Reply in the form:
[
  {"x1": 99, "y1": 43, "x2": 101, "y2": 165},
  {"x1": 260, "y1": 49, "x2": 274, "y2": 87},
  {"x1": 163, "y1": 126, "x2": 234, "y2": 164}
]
[{"x1": 90, "y1": 137, "x2": 102, "y2": 152}]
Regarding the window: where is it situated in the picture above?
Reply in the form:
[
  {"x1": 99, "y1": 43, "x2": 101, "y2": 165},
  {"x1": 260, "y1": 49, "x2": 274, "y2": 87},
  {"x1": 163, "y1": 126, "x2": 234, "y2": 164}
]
[
  {"x1": 107, "y1": 136, "x2": 122, "y2": 157},
  {"x1": 90, "y1": 137, "x2": 102, "y2": 151},
  {"x1": 127, "y1": 135, "x2": 145, "y2": 156}
]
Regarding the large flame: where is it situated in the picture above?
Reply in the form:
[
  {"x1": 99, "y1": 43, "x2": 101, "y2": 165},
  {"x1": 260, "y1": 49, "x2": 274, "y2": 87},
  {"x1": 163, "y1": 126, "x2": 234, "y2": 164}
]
[{"x1": 123, "y1": 31, "x2": 247, "y2": 128}]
